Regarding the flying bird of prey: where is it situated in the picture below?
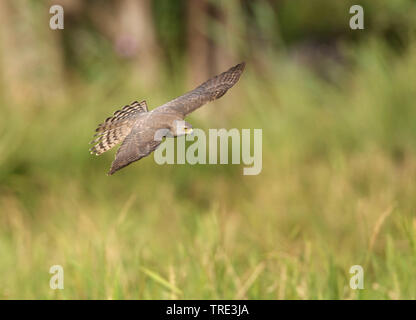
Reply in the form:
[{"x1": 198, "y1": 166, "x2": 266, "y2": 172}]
[{"x1": 90, "y1": 62, "x2": 245, "y2": 175}]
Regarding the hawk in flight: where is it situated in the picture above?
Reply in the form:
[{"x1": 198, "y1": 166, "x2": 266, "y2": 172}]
[{"x1": 90, "y1": 62, "x2": 245, "y2": 175}]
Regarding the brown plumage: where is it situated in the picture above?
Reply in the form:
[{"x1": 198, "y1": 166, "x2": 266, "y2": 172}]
[
  {"x1": 89, "y1": 62, "x2": 245, "y2": 175},
  {"x1": 90, "y1": 101, "x2": 148, "y2": 155}
]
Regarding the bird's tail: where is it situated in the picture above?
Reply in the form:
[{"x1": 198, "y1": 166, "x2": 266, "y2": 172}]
[{"x1": 89, "y1": 101, "x2": 147, "y2": 155}]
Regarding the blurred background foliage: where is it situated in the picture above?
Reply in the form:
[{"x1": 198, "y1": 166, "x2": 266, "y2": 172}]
[{"x1": 1, "y1": 0, "x2": 416, "y2": 299}]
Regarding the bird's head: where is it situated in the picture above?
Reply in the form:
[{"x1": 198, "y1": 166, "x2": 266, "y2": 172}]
[{"x1": 171, "y1": 120, "x2": 193, "y2": 137}]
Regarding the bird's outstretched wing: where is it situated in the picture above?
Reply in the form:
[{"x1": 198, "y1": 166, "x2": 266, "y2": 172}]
[
  {"x1": 107, "y1": 129, "x2": 161, "y2": 175},
  {"x1": 155, "y1": 62, "x2": 245, "y2": 117},
  {"x1": 89, "y1": 101, "x2": 148, "y2": 155}
]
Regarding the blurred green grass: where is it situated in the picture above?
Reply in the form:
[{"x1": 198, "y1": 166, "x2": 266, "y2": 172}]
[{"x1": 1, "y1": 38, "x2": 416, "y2": 299}]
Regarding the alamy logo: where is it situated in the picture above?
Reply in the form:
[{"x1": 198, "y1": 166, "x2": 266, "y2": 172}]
[
  {"x1": 49, "y1": 5, "x2": 64, "y2": 30},
  {"x1": 49, "y1": 265, "x2": 64, "y2": 290},
  {"x1": 349, "y1": 5, "x2": 364, "y2": 30},
  {"x1": 349, "y1": 265, "x2": 364, "y2": 290},
  {"x1": 153, "y1": 122, "x2": 262, "y2": 175}
]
